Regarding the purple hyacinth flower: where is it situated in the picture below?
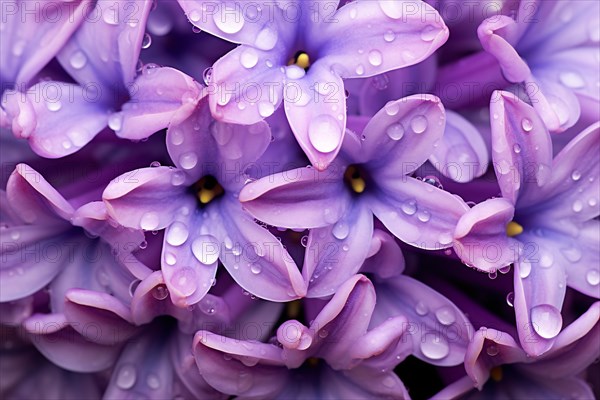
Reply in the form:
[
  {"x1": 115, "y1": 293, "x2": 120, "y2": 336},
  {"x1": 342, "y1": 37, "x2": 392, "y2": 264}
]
[
  {"x1": 193, "y1": 274, "x2": 410, "y2": 399},
  {"x1": 240, "y1": 95, "x2": 469, "y2": 297},
  {"x1": 179, "y1": 0, "x2": 449, "y2": 169},
  {"x1": 452, "y1": 91, "x2": 600, "y2": 355},
  {"x1": 438, "y1": 0, "x2": 600, "y2": 132},
  {"x1": 433, "y1": 302, "x2": 599, "y2": 399},
  {"x1": 103, "y1": 94, "x2": 306, "y2": 306},
  {"x1": 1, "y1": 1, "x2": 153, "y2": 158}
]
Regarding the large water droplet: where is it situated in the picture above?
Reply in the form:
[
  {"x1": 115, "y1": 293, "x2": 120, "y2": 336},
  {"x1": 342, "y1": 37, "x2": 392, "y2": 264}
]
[
  {"x1": 240, "y1": 48, "x2": 258, "y2": 69},
  {"x1": 411, "y1": 115, "x2": 428, "y2": 134},
  {"x1": 521, "y1": 118, "x2": 533, "y2": 132},
  {"x1": 179, "y1": 152, "x2": 198, "y2": 170},
  {"x1": 308, "y1": 115, "x2": 342, "y2": 153},
  {"x1": 519, "y1": 260, "x2": 532, "y2": 278},
  {"x1": 108, "y1": 113, "x2": 123, "y2": 131},
  {"x1": 506, "y1": 291, "x2": 514, "y2": 307},
  {"x1": 140, "y1": 212, "x2": 160, "y2": 230},
  {"x1": 146, "y1": 373, "x2": 160, "y2": 390},
  {"x1": 142, "y1": 32, "x2": 152, "y2": 49},
  {"x1": 572, "y1": 200, "x2": 583, "y2": 213},
  {"x1": 587, "y1": 269, "x2": 600, "y2": 286},
  {"x1": 383, "y1": 30, "x2": 396, "y2": 42},
  {"x1": 213, "y1": 5, "x2": 245, "y2": 34},
  {"x1": 250, "y1": 264, "x2": 262, "y2": 274},
  {"x1": 69, "y1": 51, "x2": 87, "y2": 69},
  {"x1": 203, "y1": 67, "x2": 213, "y2": 85},
  {"x1": 116, "y1": 364, "x2": 137, "y2": 389},
  {"x1": 258, "y1": 101, "x2": 275, "y2": 117},
  {"x1": 539, "y1": 252, "x2": 554, "y2": 268},
  {"x1": 332, "y1": 221, "x2": 350, "y2": 240},
  {"x1": 530, "y1": 304, "x2": 562, "y2": 339},
  {"x1": 355, "y1": 64, "x2": 365, "y2": 75},
  {"x1": 417, "y1": 210, "x2": 431, "y2": 222},
  {"x1": 285, "y1": 65, "x2": 305, "y2": 80},
  {"x1": 152, "y1": 284, "x2": 169, "y2": 300},
  {"x1": 166, "y1": 222, "x2": 189, "y2": 246},
  {"x1": 254, "y1": 27, "x2": 278, "y2": 50},
  {"x1": 435, "y1": 306, "x2": 456, "y2": 326},
  {"x1": 420, "y1": 335, "x2": 450, "y2": 360},
  {"x1": 560, "y1": 246, "x2": 582, "y2": 263},
  {"x1": 379, "y1": 0, "x2": 403, "y2": 18},
  {"x1": 368, "y1": 50, "x2": 383, "y2": 67},
  {"x1": 46, "y1": 100, "x2": 62, "y2": 112},
  {"x1": 559, "y1": 71, "x2": 585, "y2": 89},
  {"x1": 192, "y1": 235, "x2": 220, "y2": 265},
  {"x1": 420, "y1": 25, "x2": 437, "y2": 41},
  {"x1": 171, "y1": 267, "x2": 198, "y2": 296},
  {"x1": 386, "y1": 123, "x2": 405, "y2": 140},
  {"x1": 415, "y1": 301, "x2": 428, "y2": 316},
  {"x1": 384, "y1": 101, "x2": 400, "y2": 116}
]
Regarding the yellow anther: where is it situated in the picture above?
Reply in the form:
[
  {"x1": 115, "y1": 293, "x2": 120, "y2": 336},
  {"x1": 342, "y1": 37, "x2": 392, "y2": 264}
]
[
  {"x1": 506, "y1": 221, "x2": 524, "y2": 237},
  {"x1": 295, "y1": 52, "x2": 310, "y2": 70},
  {"x1": 344, "y1": 165, "x2": 367, "y2": 194},
  {"x1": 194, "y1": 176, "x2": 224, "y2": 205},
  {"x1": 285, "y1": 300, "x2": 301, "y2": 320},
  {"x1": 490, "y1": 366, "x2": 503, "y2": 382},
  {"x1": 306, "y1": 357, "x2": 320, "y2": 368}
]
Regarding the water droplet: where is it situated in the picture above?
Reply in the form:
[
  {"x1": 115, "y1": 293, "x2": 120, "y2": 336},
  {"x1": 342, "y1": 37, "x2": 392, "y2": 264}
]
[
  {"x1": 146, "y1": 373, "x2": 160, "y2": 389},
  {"x1": 258, "y1": 101, "x2": 275, "y2": 117},
  {"x1": 420, "y1": 25, "x2": 437, "y2": 41},
  {"x1": 300, "y1": 235, "x2": 309, "y2": 247},
  {"x1": 254, "y1": 27, "x2": 278, "y2": 50},
  {"x1": 332, "y1": 221, "x2": 350, "y2": 240},
  {"x1": 285, "y1": 65, "x2": 305, "y2": 79},
  {"x1": 401, "y1": 200, "x2": 417, "y2": 215},
  {"x1": 213, "y1": 5, "x2": 245, "y2": 34},
  {"x1": 513, "y1": 143, "x2": 522, "y2": 154},
  {"x1": 179, "y1": 152, "x2": 198, "y2": 170},
  {"x1": 142, "y1": 33, "x2": 152, "y2": 49},
  {"x1": 411, "y1": 115, "x2": 428, "y2": 134},
  {"x1": 171, "y1": 267, "x2": 198, "y2": 296},
  {"x1": 250, "y1": 264, "x2": 262, "y2": 274},
  {"x1": 589, "y1": 198, "x2": 598, "y2": 207},
  {"x1": 103, "y1": 7, "x2": 119, "y2": 25},
  {"x1": 355, "y1": 64, "x2": 365, "y2": 75},
  {"x1": 587, "y1": 269, "x2": 600, "y2": 286},
  {"x1": 559, "y1": 71, "x2": 585, "y2": 89},
  {"x1": 519, "y1": 260, "x2": 532, "y2": 278},
  {"x1": 539, "y1": 252, "x2": 554, "y2": 268},
  {"x1": 116, "y1": 364, "x2": 137, "y2": 390},
  {"x1": 10, "y1": 231, "x2": 20, "y2": 240},
  {"x1": 166, "y1": 222, "x2": 189, "y2": 246},
  {"x1": 420, "y1": 335, "x2": 450, "y2": 360},
  {"x1": 152, "y1": 284, "x2": 169, "y2": 300},
  {"x1": 379, "y1": 0, "x2": 403, "y2": 18},
  {"x1": 569, "y1": 170, "x2": 582, "y2": 181},
  {"x1": 415, "y1": 301, "x2": 428, "y2": 316},
  {"x1": 560, "y1": 246, "x2": 582, "y2": 263},
  {"x1": 384, "y1": 101, "x2": 400, "y2": 116},
  {"x1": 108, "y1": 113, "x2": 123, "y2": 131},
  {"x1": 308, "y1": 115, "x2": 342, "y2": 153},
  {"x1": 488, "y1": 270, "x2": 497, "y2": 280},
  {"x1": 368, "y1": 50, "x2": 383, "y2": 67},
  {"x1": 386, "y1": 123, "x2": 405, "y2": 140},
  {"x1": 382, "y1": 376, "x2": 396, "y2": 388},
  {"x1": 140, "y1": 212, "x2": 160, "y2": 230},
  {"x1": 435, "y1": 306, "x2": 456, "y2": 325},
  {"x1": 240, "y1": 48, "x2": 258, "y2": 69},
  {"x1": 530, "y1": 304, "x2": 562, "y2": 339},
  {"x1": 521, "y1": 118, "x2": 533, "y2": 132},
  {"x1": 383, "y1": 30, "x2": 396, "y2": 42},
  {"x1": 499, "y1": 265, "x2": 511, "y2": 274},
  {"x1": 439, "y1": 233, "x2": 453, "y2": 245},
  {"x1": 417, "y1": 210, "x2": 431, "y2": 222},
  {"x1": 191, "y1": 235, "x2": 220, "y2": 265},
  {"x1": 572, "y1": 200, "x2": 583, "y2": 213},
  {"x1": 69, "y1": 51, "x2": 87, "y2": 69},
  {"x1": 486, "y1": 345, "x2": 499, "y2": 356},
  {"x1": 506, "y1": 291, "x2": 514, "y2": 307},
  {"x1": 203, "y1": 67, "x2": 213, "y2": 85}
]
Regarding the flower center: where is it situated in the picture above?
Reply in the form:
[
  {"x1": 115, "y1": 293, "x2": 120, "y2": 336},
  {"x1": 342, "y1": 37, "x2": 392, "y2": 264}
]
[
  {"x1": 344, "y1": 165, "x2": 367, "y2": 194},
  {"x1": 490, "y1": 366, "x2": 503, "y2": 382},
  {"x1": 506, "y1": 221, "x2": 523, "y2": 237},
  {"x1": 192, "y1": 175, "x2": 224, "y2": 206},
  {"x1": 288, "y1": 51, "x2": 311, "y2": 70}
]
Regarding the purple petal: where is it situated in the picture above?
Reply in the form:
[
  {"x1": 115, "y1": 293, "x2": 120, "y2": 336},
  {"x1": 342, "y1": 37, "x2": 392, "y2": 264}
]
[
  {"x1": 103, "y1": 166, "x2": 189, "y2": 231},
  {"x1": 239, "y1": 166, "x2": 351, "y2": 229},
  {"x1": 207, "y1": 45, "x2": 285, "y2": 125},
  {"x1": 304, "y1": 201, "x2": 374, "y2": 298},
  {"x1": 454, "y1": 198, "x2": 522, "y2": 272},
  {"x1": 2, "y1": 83, "x2": 108, "y2": 158},
  {"x1": 115, "y1": 67, "x2": 202, "y2": 140},
  {"x1": 322, "y1": 0, "x2": 448, "y2": 78},
  {"x1": 0, "y1": 0, "x2": 90, "y2": 86},
  {"x1": 370, "y1": 176, "x2": 469, "y2": 249},
  {"x1": 214, "y1": 198, "x2": 307, "y2": 301},
  {"x1": 359, "y1": 229, "x2": 406, "y2": 279},
  {"x1": 284, "y1": 63, "x2": 347, "y2": 170},
  {"x1": 429, "y1": 110, "x2": 489, "y2": 183},
  {"x1": 490, "y1": 91, "x2": 553, "y2": 207}
]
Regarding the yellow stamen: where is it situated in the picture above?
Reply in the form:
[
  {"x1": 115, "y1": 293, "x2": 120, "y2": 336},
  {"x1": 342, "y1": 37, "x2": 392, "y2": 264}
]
[
  {"x1": 194, "y1": 176, "x2": 224, "y2": 205},
  {"x1": 285, "y1": 300, "x2": 301, "y2": 320},
  {"x1": 306, "y1": 357, "x2": 320, "y2": 368},
  {"x1": 344, "y1": 165, "x2": 366, "y2": 194},
  {"x1": 490, "y1": 366, "x2": 503, "y2": 382},
  {"x1": 506, "y1": 221, "x2": 524, "y2": 237},
  {"x1": 287, "y1": 51, "x2": 311, "y2": 70}
]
